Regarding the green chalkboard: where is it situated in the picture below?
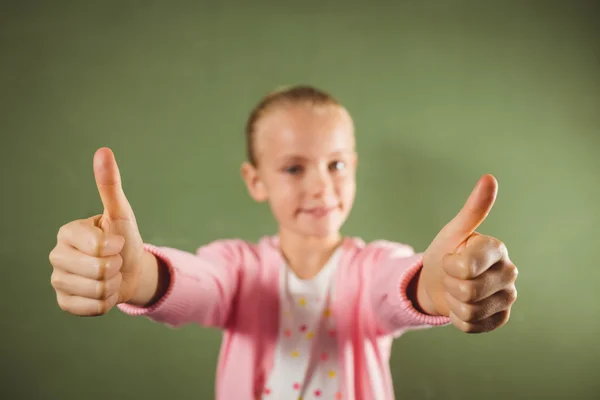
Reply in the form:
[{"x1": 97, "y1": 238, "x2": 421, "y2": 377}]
[{"x1": 1, "y1": 1, "x2": 599, "y2": 399}]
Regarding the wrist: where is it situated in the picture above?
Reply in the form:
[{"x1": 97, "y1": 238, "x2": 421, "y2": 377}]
[
  {"x1": 408, "y1": 269, "x2": 442, "y2": 316},
  {"x1": 126, "y1": 250, "x2": 169, "y2": 308}
]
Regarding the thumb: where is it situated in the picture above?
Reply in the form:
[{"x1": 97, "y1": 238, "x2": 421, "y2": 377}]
[
  {"x1": 93, "y1": 147, "x2": 133, "y2": 220},
  {"x1": 431, "y1": 174, "x2": 498, "y2": 252}
]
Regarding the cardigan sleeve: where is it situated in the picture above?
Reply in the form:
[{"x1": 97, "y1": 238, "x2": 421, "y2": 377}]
[
  {"x1": 117, "y1": 239, "x2": 248, "y2": 329},
  {"x1": 366, "y1": 241, "x2": 451, "y2": 336}
]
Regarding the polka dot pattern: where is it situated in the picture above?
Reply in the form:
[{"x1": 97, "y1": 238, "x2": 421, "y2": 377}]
[{"x1": 262, "y1": 247, "x2": 343, "y2": 400}]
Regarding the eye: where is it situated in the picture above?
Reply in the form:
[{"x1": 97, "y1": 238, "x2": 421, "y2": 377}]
[
  {"x1": 284, "y1": 165, "x2": 303, "y2": 175},
  {"x1": 329, "y1": 160, "x2": 345, "y2": 172}
]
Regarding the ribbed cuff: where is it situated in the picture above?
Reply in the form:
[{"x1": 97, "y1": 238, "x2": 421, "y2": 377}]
[
  {"x1": 116, "y1": 244, "x2": 200, "y2": 326},
  {"x1": 379, "y1": 254, "x2": 451, "y2": 330}
]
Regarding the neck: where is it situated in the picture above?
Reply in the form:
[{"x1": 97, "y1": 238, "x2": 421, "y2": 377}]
[{"x1": 277, "y1": 229, "x2": 344, "y2": 280}]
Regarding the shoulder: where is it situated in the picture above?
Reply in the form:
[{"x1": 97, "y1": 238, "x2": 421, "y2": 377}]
[
  {"x1": 193, "y1": 235, "x2": 278, "y2": 262},
  {"x1": 342, "y1": 236, "x2": 416, "y2": 264}
]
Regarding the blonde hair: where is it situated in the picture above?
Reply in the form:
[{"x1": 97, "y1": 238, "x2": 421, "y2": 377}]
[{"x1": 245, "y1": 85, "x2": 341, "y2": 166}]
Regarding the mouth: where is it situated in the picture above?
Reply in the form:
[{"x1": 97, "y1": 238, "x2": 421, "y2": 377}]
[{"x1": 300, "y1": 205, "x2": 339, "y2": 218}]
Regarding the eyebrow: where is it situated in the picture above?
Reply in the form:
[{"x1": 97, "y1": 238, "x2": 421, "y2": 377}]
[{"x1": 276, "y1": 150, "x2": 352, "y2": 163}]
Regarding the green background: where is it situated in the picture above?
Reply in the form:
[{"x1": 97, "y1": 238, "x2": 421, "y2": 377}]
[{"x1": 2, "y1": 1, "x2": 599, "y2": 399}]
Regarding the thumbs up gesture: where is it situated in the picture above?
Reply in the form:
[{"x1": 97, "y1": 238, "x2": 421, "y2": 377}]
[
  {"x1": 49, "y1": 148, "x2": 145, "y2": 316},
  {"x1": 417, "y1": 175, "x2": 518, "y2": 333}
]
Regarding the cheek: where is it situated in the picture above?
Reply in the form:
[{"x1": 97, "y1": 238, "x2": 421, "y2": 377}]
[
  {"x1": 336, "y1": 175, "x2": 356, "y2": 203},
  {"x1": 267, "y1": 178, "x2": 301, "y2": 209}
]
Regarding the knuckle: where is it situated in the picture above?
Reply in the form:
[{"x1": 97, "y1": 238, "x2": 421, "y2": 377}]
[
  {"x1": 95, "y1": 258, "x2": 108, "y2": 280},
  {"x1": 451, "y1": 312, "x2": 473, "y2": 333},
  {"x1": 458, "y1": 321, "x2": 479, "y2": 334},
  {"x1": 96, "y1": 280, "x2": 107, "y2": 299},
  {"x1": 506, "y1": 263, "x2": 519, "y2": 282},
  {"x1": 506, "y1": 287, "x2": 518, "y2": 304},
  {"x1": 56, "y1": 225, "x2": 67, "y2": 241},
  {"x1": 455, "y1": 257, "x2": 472, "y2": 279},
  {"x1": 97, "y1": 298, "x2": 109, "y2": 315},
  {"x1": 458, "y1": 303, "x2": 477, "y2": 322},
  {"x1": 494, "y1": 310, "x2": 511, "y2": 328},
  {"x1": 464, "y1": 325, "x2": 479, "y2": 334},
  {"x1": 103, "y1": 255, "x2": 122, "y2": 278},
  {"x1": 480, "y1": 311, "x2": 510, "y2": 333},
  {"x1": 497, "y1": 240, "x2": 508, "y2": 255},
  {"x1": 48, "y1": 247, "x2": 58, "y2": 265},
  {"x1": 97, "y1": 294, "x2": 117, "y2": 315},
  {"x1": 99, "y1": 274, "x2": 121, "y2": 299},
  {"x1": 50, "y1": 271, "x2": 62, "y2": 289},
  {"x1": 487, "y1": 236, "x2": 504, "y2": 251},
  {"x1": 459, "y1": 281, "x2": 478, "y2": 303},
  {"x1": 58, "y1": 221, "x2": 78, "y2": 242},
  {"x1": 84, "y1": 233, "x2": 102, "y2": 257},
  {"x1": 49, "y1": 243, "x2": 66, "y2": 266},
  {"x1": 485, "y1": 237, "x2": 507, "y2": 262},
  {"x1": 93, "y1": 236, "x2": 105, "y2": 257}
]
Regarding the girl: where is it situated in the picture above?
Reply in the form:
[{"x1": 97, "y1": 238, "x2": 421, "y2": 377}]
[{"x1": 49, "y1": 85, "x2": 518, "y2": 399}]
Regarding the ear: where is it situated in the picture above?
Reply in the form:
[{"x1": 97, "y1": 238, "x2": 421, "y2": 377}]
[{"x1": 241, "y1": 161, "x2": 268, "y2": 202}]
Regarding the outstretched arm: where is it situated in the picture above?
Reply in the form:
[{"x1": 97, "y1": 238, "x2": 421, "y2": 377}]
[{"x1": 118, "y1": 239, "x2": 247, "y2": 329}]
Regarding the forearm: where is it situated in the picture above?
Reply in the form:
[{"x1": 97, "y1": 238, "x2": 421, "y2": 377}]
[
  {"x1": 126, "y1": 249, "x2": 171, "y2": 308},
  {"x1": 117, "y1": 240, "x2": 244, "y2": 329},
  {"x1": 371, "y1": 252, "x2": 451, "y2": 335}
]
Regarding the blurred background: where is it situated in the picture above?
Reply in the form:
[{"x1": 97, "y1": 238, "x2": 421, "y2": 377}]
[{"x1": 1, "y1": 0, "x2": 599, "y2": 399}]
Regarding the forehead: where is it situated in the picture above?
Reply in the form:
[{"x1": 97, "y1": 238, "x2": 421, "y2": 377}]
[{"x1": 254, "y1": 104, "x2": 355, "y2": 162}]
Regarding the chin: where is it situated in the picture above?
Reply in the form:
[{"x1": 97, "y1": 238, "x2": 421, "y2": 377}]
[
  {"x1": 281, "y1": 209, "x2": 349, "y2": 239},
  {"x1": 305, "y1": 229, "x2": 340, "y2": 239},
  {"x1": 298, "y1": 220, "x2": 346, "y2": 239}
]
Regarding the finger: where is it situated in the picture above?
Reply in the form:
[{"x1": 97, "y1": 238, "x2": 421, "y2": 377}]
[
  {"x1": 431, "y1": 174, "x2": 498, "y2": 252},
  {"x1": 93, "y1": 147, "x2": 133, "y2": 220},
  {"x1": 51, "y1": 269, "x2": 122, "y2": 300},
  {"x1": 442, "y1": 235, "x2": 508, "y2": 279},
  {"x1": 444, "y1": 261, "x2": 518, "y2": 303},
  {"x1": 445, "y1": 288, "x2": 517, "y2": 323},
  {"x1": 56, "y1": 290, "x2": 119, "y2": 316},
  {"x1": 450, "y1": 309, "x2": 511, "y2": 334},
  {"x1": 57, "y1": 219, "x2": 125, "y2": 257},
  {"x1": 50, "y1": 243, "x2": 123, "y2": 280}
]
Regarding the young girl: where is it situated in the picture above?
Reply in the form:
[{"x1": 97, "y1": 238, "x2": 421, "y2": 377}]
[{"x1": 49, "y1": 85, "x2": 518, "y2": 399}]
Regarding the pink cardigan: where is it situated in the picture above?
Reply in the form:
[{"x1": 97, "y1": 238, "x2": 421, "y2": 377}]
[{"x1": 118, "y1": 235, "x2": 451, "y2": 399}]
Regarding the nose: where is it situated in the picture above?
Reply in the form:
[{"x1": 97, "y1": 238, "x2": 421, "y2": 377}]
[{"x1": 306, "y1": 167, "x2": 332, "y2": 198}]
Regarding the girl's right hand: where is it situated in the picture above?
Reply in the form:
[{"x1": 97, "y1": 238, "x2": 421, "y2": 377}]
[{"x1": 49, "y1": 148, "x2": 145, "y2": 316}]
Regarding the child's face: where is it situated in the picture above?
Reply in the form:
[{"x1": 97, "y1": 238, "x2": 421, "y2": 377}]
[{"x1": 242, "y1": 104, "x2": 357, "y2": 239}]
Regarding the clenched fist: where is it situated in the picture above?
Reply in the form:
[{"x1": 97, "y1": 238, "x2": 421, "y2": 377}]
[
  {"x1": 49, "y1": 148, "x2": 145, "y2": 316},
  {"x1": 418, "y1": 174, "x2": 518, "y2": 333}
]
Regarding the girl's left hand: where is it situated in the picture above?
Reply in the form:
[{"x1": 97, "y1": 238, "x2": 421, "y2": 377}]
[{"x1": 417, "y1": 174, "x2": 519, "y2": 333}]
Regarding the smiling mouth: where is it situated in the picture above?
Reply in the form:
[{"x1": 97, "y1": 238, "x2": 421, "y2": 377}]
[{"x1": 301, "y1": 206, "x2": 338, "y2": 217}]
